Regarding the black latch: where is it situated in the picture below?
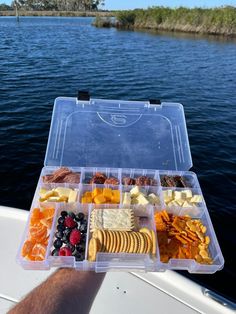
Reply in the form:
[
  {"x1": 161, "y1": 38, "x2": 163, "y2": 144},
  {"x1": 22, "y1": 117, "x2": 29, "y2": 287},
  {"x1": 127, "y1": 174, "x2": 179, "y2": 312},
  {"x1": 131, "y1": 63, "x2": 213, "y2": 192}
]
[
  {"x1": 149, "y1": 99, "x2": 161, "y2": 105},
  {"x1": 77, "y1": 90, "x2": 90, "y2": 101}
]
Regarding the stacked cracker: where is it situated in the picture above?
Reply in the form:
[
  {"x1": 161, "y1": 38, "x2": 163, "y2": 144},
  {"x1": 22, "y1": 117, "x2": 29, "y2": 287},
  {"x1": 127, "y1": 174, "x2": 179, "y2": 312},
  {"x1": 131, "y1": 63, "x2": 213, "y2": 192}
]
[{"x1": 88, "y1": 208, "x2": 156, "y2": 261}]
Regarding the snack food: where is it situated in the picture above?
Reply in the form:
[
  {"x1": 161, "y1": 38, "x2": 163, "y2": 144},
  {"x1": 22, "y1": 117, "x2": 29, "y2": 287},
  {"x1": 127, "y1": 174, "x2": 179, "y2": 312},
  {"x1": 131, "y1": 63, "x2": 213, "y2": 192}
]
[
  {"x1": 122, "y1": 176, "x2": 157, "y2": 186},
  {"x1": 90, "y1": 208, "x2": 135, "y2": 231},
  {"x1": 39, "y1": 187, "x2": 78, "y2": 203},
  {"x1": 43, "y1": 167, "x2": 80, "y2": 183},
  {"x1": 21, "y1": 207, "x2": 55, "y2": 261},
  {"x1": 161, "y1": 175, "x2": 188, "y2": 188},
  {"x1": 51, "y1": 210, "x2": 87, "y2": 261},
  {"x1": 81, "y1": 187, "x2": 120, "y2": 204},
  {"x1": 123, "y1": 186, "x2": 160, "y2": 206},
  {"x1": 163, "y1": 189, "x2": 203, "y2": 207},
  {"x1": 154, "y1": 210, "x2": 213, "y2": 264},
  {"x1": 88, "y1": 227, "x2": 156, "y2": 261}
]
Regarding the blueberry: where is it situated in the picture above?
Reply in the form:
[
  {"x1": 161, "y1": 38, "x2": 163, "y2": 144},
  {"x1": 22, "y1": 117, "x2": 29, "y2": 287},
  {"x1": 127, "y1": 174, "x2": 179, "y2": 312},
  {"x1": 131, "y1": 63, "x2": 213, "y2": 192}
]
[
  {"x1": 64, "y1": 228, "x2": 71, "y2": 237},
  {"x1": 51, "y1": 249, "x2": 59, "y2": 256},
  {"x1": 58, "y1": 216, "x2": 65, "y2": 224},
  {"x1": 76, "y1": 221, "x2": 81, "y2": 229},
  {"x1": 55, "y1": 231, "x2": 64, "y2": 239},
  {"x1": 68, "y1": 212, "x2": 75, "y2": 219},
  {"x1": 66, "y1": 243, "x2": 75, "y2": 252},
  {"x1": 54, "y1": 239, "x2": 63, "y2": 249},
  {"x1": 81, "y1": 233, "x2": 87, "y2": 243},
  {"x1": 76, "y1": 212, "x2": 84, "y2": 221},
  {"x1": 80, "y1": 224, "x2": 87, "y2": 233},
  {"x1": 76, "y1": 243, "x2": 85, "y2": 253},
  {"x1": 57, "y1": 224, "x2": 65, "y2": 232},
  {"x1": 74, "y1": 252, "x2": 84, "y2": 261},
  {"x1": 61, "y1": 211, "x2": 68, "y2": 217},
  {"x1": 62, "y1": 235, "x2": 69, "y2": 244}
]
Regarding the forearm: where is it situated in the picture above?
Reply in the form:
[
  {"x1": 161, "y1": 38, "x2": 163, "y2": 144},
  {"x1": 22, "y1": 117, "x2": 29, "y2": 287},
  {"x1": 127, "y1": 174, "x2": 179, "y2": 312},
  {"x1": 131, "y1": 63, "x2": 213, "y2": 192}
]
[{"x1": 8, "y1": 269, "x2": 105, "y2": 314}]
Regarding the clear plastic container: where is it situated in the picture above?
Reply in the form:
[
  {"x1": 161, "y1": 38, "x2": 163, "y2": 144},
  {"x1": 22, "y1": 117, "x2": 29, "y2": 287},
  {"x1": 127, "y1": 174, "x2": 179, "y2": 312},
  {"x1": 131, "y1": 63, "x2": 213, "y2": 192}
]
[{"x1": 16, "y1": 97, "x2": 224, "y2": 273}]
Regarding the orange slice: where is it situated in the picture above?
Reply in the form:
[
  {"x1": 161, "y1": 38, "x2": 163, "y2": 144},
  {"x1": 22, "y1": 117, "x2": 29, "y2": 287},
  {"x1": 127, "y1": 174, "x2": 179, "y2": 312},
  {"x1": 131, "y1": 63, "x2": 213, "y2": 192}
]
[
  {"x1": 29, "y1": 225, "x2": 47, "y2": 240},
  {"x1": 32, "y1": 243, "x2": 47, "y2": 259},
  {"x1": 40, "y1": 218, "x2": 53, "y2": 229},
  {"x1": 42, "y1": 207, "x2": 55, "y2": 220},
  {"x1": 21, "y1": 240, "x2": 34, "y2": 257}
]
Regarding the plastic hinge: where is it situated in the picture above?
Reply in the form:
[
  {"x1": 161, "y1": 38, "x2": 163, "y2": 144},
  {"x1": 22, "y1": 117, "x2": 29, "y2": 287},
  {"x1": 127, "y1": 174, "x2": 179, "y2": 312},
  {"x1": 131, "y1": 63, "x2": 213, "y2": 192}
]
[
  {"x1": 149, "y1": 99, "x2": 161, "y2": 105},
  {"x1": 77, "y1": 90, "x2": 90, "y2": 101}
]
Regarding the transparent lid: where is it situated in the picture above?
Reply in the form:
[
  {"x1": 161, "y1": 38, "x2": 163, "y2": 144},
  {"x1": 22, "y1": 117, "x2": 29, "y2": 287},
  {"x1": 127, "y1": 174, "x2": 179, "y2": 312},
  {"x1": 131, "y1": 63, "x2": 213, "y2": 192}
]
[{"x1": 44, "y1": 97, "x2": 192, "y2": 171}]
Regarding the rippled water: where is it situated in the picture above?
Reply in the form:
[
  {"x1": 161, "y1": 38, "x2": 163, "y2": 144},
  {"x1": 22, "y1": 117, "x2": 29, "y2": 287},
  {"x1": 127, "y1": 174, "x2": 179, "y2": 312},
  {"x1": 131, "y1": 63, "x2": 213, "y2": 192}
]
[{"x1": 0, "y1": 17, "x2": 236, "y2": 302}]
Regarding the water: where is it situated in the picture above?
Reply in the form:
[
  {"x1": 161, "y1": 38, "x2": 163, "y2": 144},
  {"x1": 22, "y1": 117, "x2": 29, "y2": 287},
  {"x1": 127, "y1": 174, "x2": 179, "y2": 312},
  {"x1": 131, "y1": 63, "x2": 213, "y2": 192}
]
[{"x1": 0, "y1": 17, "x2": 236, "y2": 302}]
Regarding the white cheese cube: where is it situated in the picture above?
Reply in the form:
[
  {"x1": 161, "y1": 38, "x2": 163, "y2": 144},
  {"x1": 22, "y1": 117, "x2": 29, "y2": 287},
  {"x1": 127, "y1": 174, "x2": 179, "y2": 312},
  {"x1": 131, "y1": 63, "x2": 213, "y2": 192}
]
[
  {"x1": 174, "y1": 191, "x2": 182, "y2": 200},
  {"x1": 123, "y1": 192, "x2": 131, "y2": 206},
  {"x1": 39, "y1": 188, "x2": 47, "y2": 197},
  {"x1": 148, "y1": 193, "x2": 160, "y2": 205},
  {"x1": 130, "y1": 186, "x2": 141, "y2": 197},
  {"x1": 182, "y1": 201, "x2": 193, "y2": 208},
  {"x1": 68, "y1": 190, "x2": 78, "y2": 203},
  {"x1": 136, "y1": 194, "x2": 149, "y2": 206},
  {"x1": 163, "y1": 190, "x2": 173, "y2": 202},
  {"x1": 176, "y1": 199, "x2": 185, "y2": 206},
  {"x1": 168, "y1": 200, "x2": 179, "y2": 207},
  {"x1": 190, "y1": 195, "x2": 202, "y2": 203},
  {"x1": 55, "y1": 187, "x2": 72, "y2": 198}
]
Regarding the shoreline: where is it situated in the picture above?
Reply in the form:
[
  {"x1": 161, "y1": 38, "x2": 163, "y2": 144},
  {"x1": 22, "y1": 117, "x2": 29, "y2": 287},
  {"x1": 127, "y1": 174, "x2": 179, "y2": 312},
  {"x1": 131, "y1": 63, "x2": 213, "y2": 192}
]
[
  {"x1": 94, "y1": 7, "x2": 236, "y2": 38},
  {"x1": 0, "y1": 10, "x2": 113, "y2": 17}
]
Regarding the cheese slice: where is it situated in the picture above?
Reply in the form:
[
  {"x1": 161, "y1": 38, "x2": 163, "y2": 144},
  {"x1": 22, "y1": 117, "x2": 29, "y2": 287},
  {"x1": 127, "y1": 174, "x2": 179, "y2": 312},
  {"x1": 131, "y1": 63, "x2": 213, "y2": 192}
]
[{"x1": 68, "y1": 190, "x2": 78, "y2": 203}]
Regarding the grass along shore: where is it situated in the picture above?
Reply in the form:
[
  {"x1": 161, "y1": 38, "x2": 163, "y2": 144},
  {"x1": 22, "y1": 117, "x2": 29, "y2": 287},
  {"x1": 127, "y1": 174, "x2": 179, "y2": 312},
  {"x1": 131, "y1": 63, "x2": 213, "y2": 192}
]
[
  {"x1": 0, "y1": 10, "x2": 112, "y2": 17},
  {"x1": 93, "y1": 6, "x2": 236, "y2": 37}
]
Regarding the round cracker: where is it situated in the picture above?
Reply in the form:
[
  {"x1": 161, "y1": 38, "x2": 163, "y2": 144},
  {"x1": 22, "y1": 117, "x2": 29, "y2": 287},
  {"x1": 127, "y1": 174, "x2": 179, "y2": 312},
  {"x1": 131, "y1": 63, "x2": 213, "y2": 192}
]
[
  {"x1": 123, "y1": 232, "x2": 130, "y2": 253},
  {"x1": 110, "y1": 231, "x2": 117, "y2": 253},
  {"x1": 139, "y1": 227, "x2": 152, "y2": 240},
  {"x1": 151, "y1": 230, "x2": 157, "y2": 255},
  {"x1": 132, "y1": 232, "x2": 140, "y2": 253},
  {"x1": 100, "y1": 230, "x2": 106, "y2": 252},
  {"x1": 143, "y1": 233, "x2": 152, "y2": 254},
  {"x1": 104, "y1": 230, "x2": 110, "y2": 252},
  {"x1": 128, "y1": 233, "x2": 135, "y2": 253},
  {"x1": 136, "y1": 232, "x2": 145, "y2": 254},
  {"x1": 115, "y1": 231, "x2": 121, "y2": 253},
  {"x1": 107, "y1": 231, "x2": 114, "y2": 253},
  {"x1": 93, "y1": 229, "x2": 103, "y2": 251},
  {"x1": 119, "y1": 231, "x2": 125, "y2": 252},
  {"x1": 88, "y1": 238, "x2": 98, "y2": 262}
]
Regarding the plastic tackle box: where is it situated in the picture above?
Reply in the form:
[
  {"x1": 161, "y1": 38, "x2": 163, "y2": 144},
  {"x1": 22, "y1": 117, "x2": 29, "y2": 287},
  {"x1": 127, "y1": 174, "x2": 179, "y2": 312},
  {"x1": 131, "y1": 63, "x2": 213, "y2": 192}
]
[{"x1": 17, "y1": 96, "x2": 224, "y2": 273}]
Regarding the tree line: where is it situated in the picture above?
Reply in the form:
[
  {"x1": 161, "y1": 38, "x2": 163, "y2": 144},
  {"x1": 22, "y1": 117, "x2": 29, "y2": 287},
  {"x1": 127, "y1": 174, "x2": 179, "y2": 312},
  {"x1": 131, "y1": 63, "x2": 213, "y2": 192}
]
[{"x1": 0, "y1": 0, "x2": 105, "y2": 11}]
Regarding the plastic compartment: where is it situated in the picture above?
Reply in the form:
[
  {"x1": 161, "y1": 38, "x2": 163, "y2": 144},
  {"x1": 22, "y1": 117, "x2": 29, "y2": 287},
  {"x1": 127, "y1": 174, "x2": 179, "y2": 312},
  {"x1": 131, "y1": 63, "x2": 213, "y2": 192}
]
[
  {"x1": 16, "y1": 202, "x2": 58, "y2": 270},
  {"x1": 154, "y1": 206, "x2": 224, "y2": 273},
  {"x1": 79, "y1": 184, "x2": 121, "y2": 205},
  {"x1": 49, "y1": 204, "x2": 90, "y2": 270},
  {"x1": 121, "y1": 185, "x2": 162, "y2": 207},
  {"x1": 88, "y1": 204, "x2": 158, "y2": 272},
  {"x1": 40, "y1": 166, "x2": 82, "y2": 184},
  {"x1": 159, "y1": 170, "x2": 200, "y2": 188},
  {"x1": 121, "y1": 168, "x2": 159, "y2": 186},
  {"x1": 161, "y1": 187, "x2": 204, "y2": 208},
  {"x1": 81, "y1": 167, "x2": 121, "y2": 185},
  {"x1": 17, "y1": 167, "x2": 224, "y2": 273}
]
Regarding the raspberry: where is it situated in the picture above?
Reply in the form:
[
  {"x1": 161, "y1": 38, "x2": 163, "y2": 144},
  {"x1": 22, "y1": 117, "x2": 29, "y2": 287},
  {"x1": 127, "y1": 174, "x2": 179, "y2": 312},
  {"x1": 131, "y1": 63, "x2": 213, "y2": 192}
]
[
  {"x1": 64, "y1": 216, "x2": 76, "y2": 228},
  {"x1": 69, "y1": 229, "x2": 81, "y2": 245},
  {"x1": 59, "y1": 247, "x2": 72, "y2": 256}
]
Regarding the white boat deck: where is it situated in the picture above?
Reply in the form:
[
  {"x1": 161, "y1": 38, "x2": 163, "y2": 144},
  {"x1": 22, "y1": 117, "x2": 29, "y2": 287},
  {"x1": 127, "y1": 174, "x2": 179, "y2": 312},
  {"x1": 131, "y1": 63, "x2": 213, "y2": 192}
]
[{"x1": 0, "y1": 206, "x2": 234, "y2": 314}]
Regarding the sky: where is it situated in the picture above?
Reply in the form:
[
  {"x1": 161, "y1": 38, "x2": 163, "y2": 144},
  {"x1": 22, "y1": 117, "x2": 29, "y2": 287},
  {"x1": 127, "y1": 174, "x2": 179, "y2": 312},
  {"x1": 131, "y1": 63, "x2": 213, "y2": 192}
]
[
  {"x1": 3, "y1": 0, "x2": 236, "y2": 8},
  {"x1": 104, "y1": 0, "x2": 236, "y2": 10}
]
